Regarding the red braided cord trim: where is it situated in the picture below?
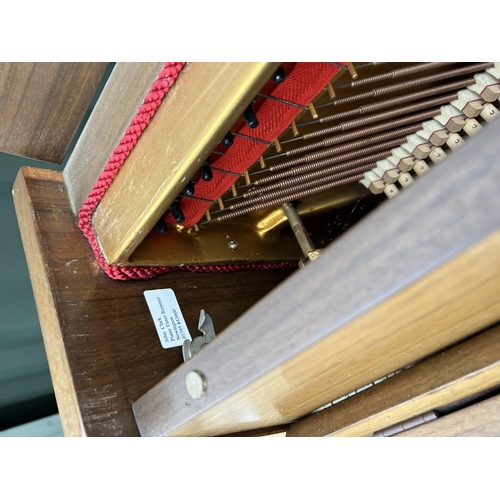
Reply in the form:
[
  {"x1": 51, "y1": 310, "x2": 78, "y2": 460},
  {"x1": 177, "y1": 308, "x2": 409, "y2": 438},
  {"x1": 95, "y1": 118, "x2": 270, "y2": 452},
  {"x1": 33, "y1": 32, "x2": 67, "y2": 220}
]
[
  {"x1": 165, "y1": 63, "x2": 344, "y2": 227},
  {"x1": 78, "y1": 62, "x2": 297, "y2": 280}
]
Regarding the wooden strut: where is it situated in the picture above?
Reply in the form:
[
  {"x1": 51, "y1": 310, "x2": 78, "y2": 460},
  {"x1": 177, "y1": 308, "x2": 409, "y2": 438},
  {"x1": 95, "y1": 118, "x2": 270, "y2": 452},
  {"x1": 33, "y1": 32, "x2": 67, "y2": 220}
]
[
  {"x1": 132, "y1": 118, "x2": 500, "y2": 437},
  {"x1": 286, "y1": 323, "x2": 500, "y2": 437}
]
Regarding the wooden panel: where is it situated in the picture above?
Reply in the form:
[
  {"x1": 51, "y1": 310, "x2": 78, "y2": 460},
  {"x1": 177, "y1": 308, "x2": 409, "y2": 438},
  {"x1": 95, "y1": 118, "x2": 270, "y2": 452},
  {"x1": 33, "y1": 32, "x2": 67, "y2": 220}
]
[
  {"x1": 396, "y1": 393, "x2": 500, "y2": 437},
  {"x1": 12, "y1": 166, "x2": 291, "y2": 436},
  {"x1": 132, "y1": 119, "x2": 500, "y2": 437},
  {"x1": 13, "y1": 168, "x2": 82, "y2": 436},
  {"x1": 92, "y1": 62, "x2": 280, "y2": 265},
  {"x1": 286, "y1": 325, "x2": 500, "y2": 437},
  {"x1": 63, "y1": 63, "x2": 164, "y2": 215},
  {"x1": 0, "y1": 63, "x2": 108, "y2": 163},
  {"x1": 0, "y1": 158, "x2": 56, "y2": 429}
]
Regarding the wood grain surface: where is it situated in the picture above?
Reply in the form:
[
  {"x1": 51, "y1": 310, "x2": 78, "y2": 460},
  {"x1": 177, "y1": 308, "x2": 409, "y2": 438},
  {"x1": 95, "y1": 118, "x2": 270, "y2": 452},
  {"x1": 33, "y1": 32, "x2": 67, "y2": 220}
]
[
  {"x1": 92, "y1": 63, "x2": 280, "y2": 265},
  {"x1": 13, "y1": 167, "x2": 291, "y2": 436},
  {"x1": 63, "y1": 63, "x2": 164, "y2": 214},
  {"x1": 286, "y1": 324, "x2": 500, "y2": 437},
  {"x1": 396, "y1": 393, "x2": 500, "y2": 437},
  {"x1": 0, "y1": 63, "x2": 108, "y2": 163},
  {"x1": 132, "y1": 118, "x2": 500, "y2": 437},
  {"x1": 13, "y1": 168, "x2": 83, "y2": 436}
]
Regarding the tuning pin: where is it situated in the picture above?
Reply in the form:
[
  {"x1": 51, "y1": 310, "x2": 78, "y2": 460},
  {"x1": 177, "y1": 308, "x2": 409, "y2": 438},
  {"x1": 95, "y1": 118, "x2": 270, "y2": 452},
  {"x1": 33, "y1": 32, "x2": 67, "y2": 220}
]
[
  {"x1": 221, "y1": 131, "x2": 234, "y2": 147},
  {"x1": 155, "y1": 218, "x2": 168, "y2": 234},
  {"x1": 327, "y1": 82, "x2": 336, "y2": 100},
  {"x1": 346, "y1": 62, "x2": 358, "y2": 80},
  {"x1": 243, "y1": 105, "x2": 259, "y2": 128},
  {"x1": 199, "y1": 158, "x2": 213, "y2": 181},
  {"x1": 169, "y1": 199, "x2": 185, "y2": 223},
  {"x1": 183, "y1": 181, "x2": 195, "y2": 197},
  {"x1": 271, "y1": 66, "x2": 286, "y2": 83},
  {"x1": 307, "y1": 102, "x2": 318, "y2": 120}
]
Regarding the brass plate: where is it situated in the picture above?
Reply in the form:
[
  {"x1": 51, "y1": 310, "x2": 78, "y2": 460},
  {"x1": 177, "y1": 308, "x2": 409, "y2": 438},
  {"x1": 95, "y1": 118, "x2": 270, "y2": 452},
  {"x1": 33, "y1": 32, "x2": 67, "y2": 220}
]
[{"x1": 126, "y1": 184, "x2": 368, "y2": 267}]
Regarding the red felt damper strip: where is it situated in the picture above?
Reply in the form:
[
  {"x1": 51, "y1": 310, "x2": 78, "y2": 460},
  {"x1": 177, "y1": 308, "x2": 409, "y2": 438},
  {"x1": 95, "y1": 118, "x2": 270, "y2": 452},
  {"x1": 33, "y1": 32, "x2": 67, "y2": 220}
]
[
  {"x1": 79, "y1": 63, "x2": 342, "y2": 280},
  {"x1": 165, "y1": 62, "x2": 343, "y2": 227}
]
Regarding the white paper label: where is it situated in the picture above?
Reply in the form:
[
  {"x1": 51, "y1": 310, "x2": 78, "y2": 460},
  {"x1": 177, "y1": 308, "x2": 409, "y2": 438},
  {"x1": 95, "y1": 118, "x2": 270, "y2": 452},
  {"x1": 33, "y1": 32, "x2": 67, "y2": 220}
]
[{"x1": 144, "y1": 289, "x2": 192, "y2": 349}]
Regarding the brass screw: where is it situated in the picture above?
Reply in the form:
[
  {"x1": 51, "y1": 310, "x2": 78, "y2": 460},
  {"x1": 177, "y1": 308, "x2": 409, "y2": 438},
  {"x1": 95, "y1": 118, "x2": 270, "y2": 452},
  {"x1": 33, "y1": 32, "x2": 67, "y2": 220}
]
[
  {"x1": 307, "y1": 250, "x2": 322, "y2": 261},
  {"x1": 346, "y1": 62, "x2": 358, "y2": 80},
  {"x1": 186, "y1": 371, "x2": 207, "y2": 399},
  {"x1": 228, "y1": 240, "x2": 239, "y2": 251}
]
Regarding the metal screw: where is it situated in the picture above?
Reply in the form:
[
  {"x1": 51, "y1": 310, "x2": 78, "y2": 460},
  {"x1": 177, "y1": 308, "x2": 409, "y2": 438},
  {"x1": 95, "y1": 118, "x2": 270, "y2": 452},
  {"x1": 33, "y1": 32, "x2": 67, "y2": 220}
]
[
  {"x1": 186, "y1": 371, "x2": 207, "y2": 399},
  {"x1": 307, "y1": 250, "x2": 322, "y2": 261},
  {"x1": 227, "y1": 240, "x2": 239, "y2": 251},
  {"x1": 491, "y1": 109, "x2": 495, "y2": 115}
]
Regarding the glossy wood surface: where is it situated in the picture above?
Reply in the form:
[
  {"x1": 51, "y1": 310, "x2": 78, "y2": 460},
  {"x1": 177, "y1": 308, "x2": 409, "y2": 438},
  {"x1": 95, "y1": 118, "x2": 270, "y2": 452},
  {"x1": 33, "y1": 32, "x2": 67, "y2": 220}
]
[
  {"x1": 13, "y1": 167, "x2": 291, "y2": 436},
  {"x1": 133, "y1": 119, "x2": 500, "y2": 437},
  {"x1": 0, "y1": 63, "x2": 108, "y2": 163},
  {"x1": 286, "y1": 324, "x2": 500, "y2": 436}
]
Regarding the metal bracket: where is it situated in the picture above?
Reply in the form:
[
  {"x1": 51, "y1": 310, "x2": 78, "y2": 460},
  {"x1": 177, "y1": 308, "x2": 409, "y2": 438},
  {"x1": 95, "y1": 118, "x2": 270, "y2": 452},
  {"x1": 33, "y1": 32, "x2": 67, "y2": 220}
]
[
  {"x1": 281, "y1": 202, "x2": 323, "y2": 267},
  {"x1": 182, "y1": 310, "x2": 216, "y2": 361}
]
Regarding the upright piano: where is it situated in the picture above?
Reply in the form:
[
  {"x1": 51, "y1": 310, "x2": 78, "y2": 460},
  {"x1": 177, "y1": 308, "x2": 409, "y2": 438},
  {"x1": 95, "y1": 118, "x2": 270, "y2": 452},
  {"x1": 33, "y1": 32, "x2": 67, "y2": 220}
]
[{"x1": 9, "y1": 62, "x2": 500, "y2": 436}]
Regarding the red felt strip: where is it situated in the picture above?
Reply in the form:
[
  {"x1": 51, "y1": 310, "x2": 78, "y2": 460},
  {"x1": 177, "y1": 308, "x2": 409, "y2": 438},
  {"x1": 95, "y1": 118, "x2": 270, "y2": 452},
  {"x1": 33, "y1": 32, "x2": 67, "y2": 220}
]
[{"x1": 167, "y1": 63, "x2": 343, "y2": 226}]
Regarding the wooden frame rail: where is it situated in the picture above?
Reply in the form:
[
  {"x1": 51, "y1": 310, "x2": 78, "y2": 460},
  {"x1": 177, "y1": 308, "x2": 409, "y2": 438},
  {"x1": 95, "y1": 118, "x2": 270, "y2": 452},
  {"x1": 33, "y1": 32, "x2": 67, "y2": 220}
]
[
  {"x1": 132, "y1": 118, "x2": 500, "y2": 437},
  {"x1": 286, "y1": 324, "x2": 500, "y2": 436},
  {"x1": 396, "y1": 393, "x2": 500, "y2": 437},
  {"x1": 61, "y1": 62, "x2": 280, "y2": 266}
]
